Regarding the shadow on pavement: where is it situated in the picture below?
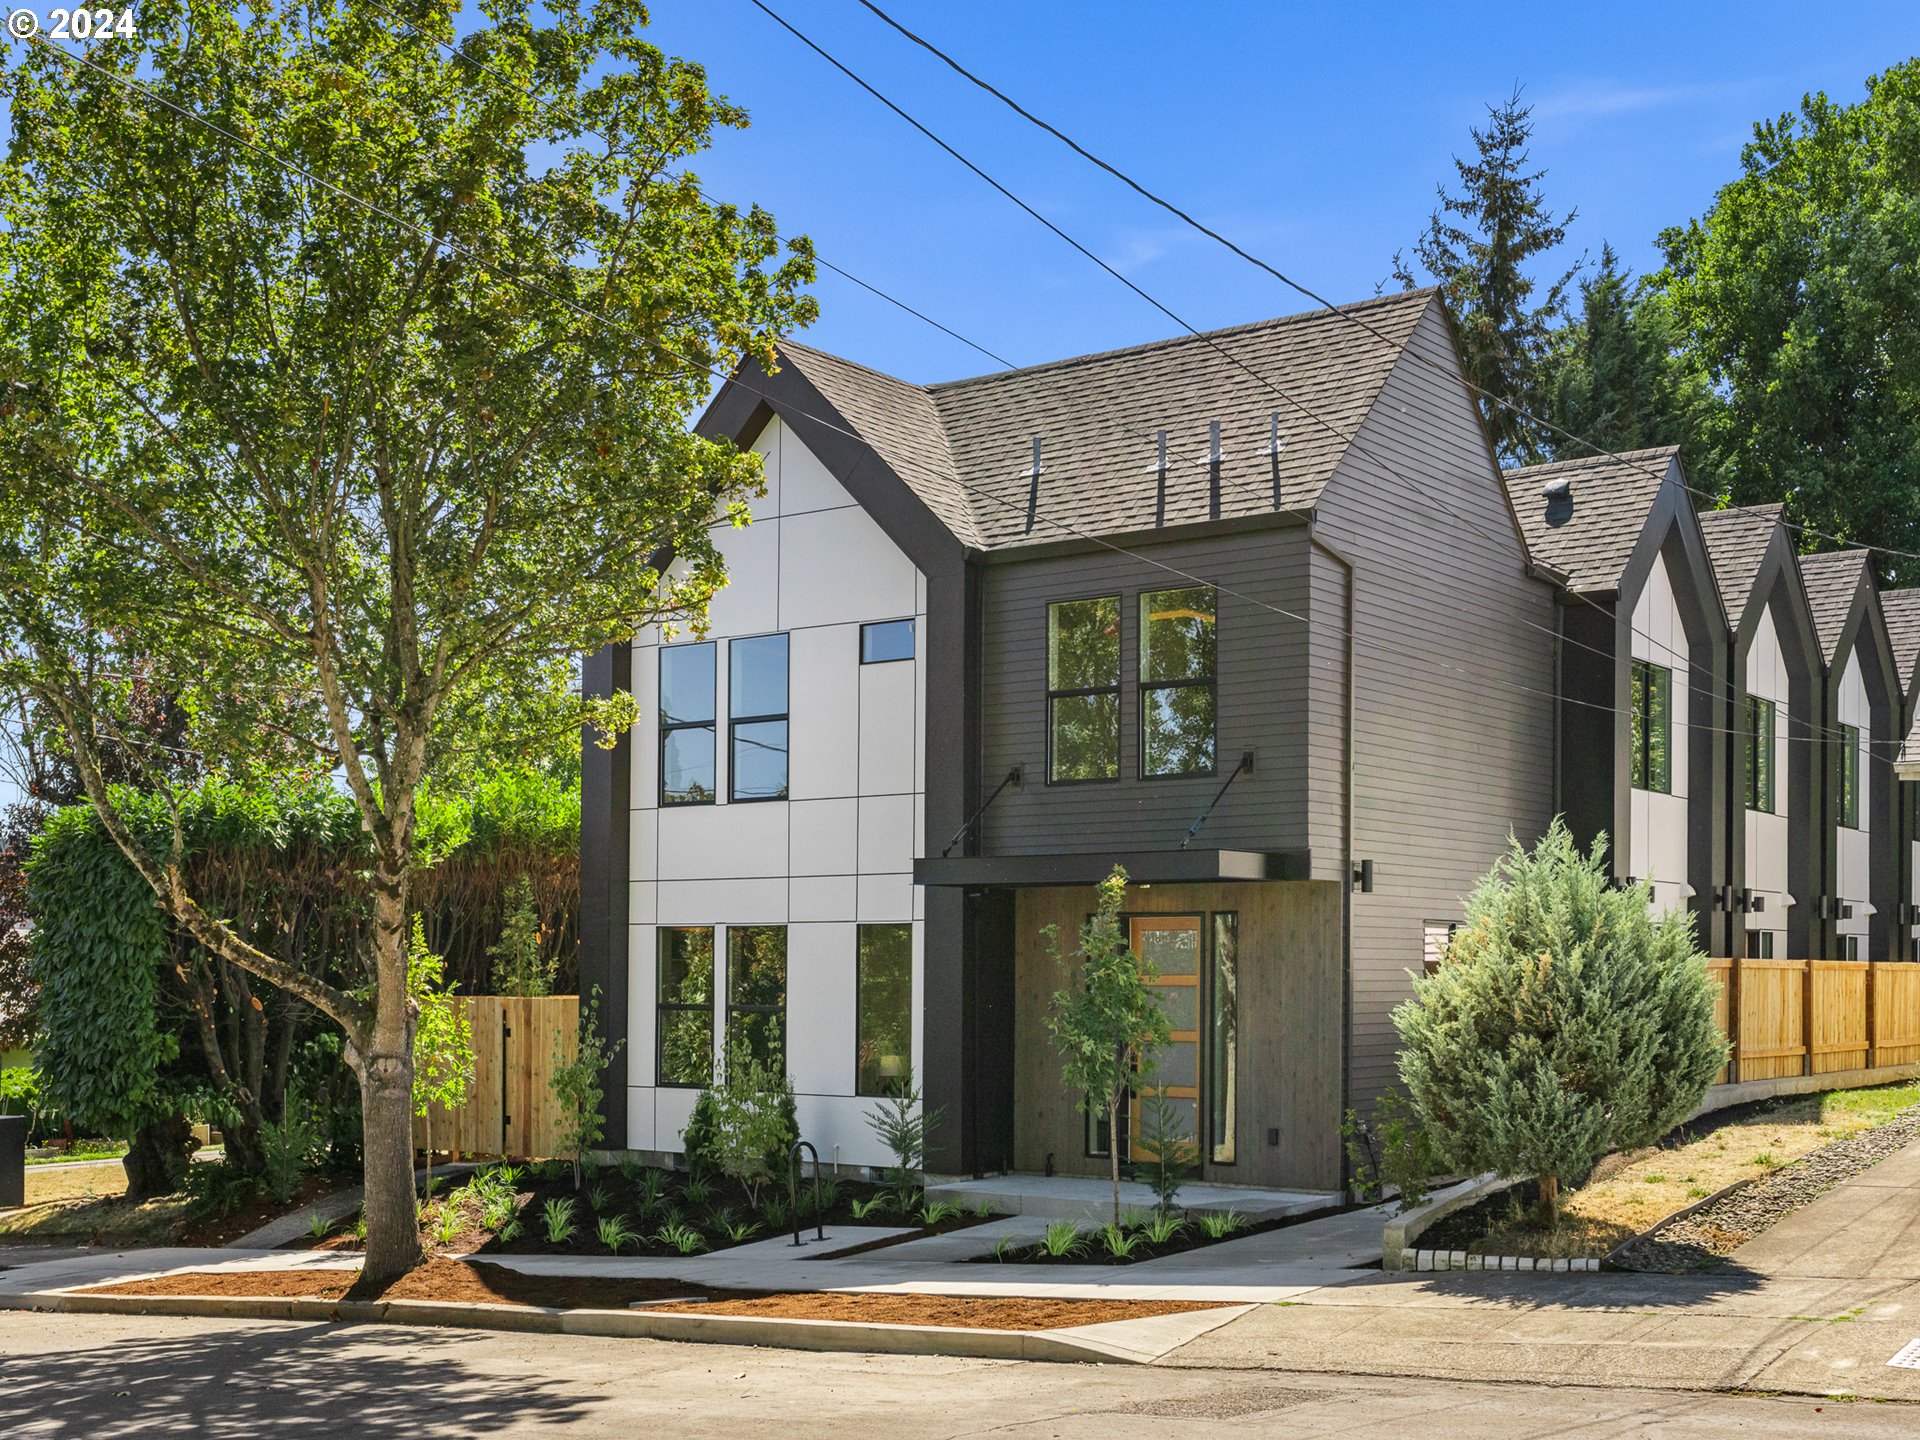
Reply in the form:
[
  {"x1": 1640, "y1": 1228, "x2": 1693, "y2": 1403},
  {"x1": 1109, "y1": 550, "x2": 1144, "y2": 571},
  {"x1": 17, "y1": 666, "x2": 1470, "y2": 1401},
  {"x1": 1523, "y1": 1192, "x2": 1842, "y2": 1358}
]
[
  {"x1": 1333, "y1": 1259, "x2": 1766, "y2": 1310},
  {"x1": 0, "y1": 1320, "x2": 598, "y2": 1437}
]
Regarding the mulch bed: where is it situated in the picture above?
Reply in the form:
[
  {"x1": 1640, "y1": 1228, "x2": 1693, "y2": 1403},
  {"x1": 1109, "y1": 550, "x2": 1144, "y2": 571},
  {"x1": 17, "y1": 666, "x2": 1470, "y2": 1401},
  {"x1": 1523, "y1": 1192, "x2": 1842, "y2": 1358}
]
[
  {"x1": 78, "y1": 1257, "x2": 1221, "y2": 1331},
  {"x1": 970, "y1": 1203, "x2": 1343, "y2": 1267},
  {"x1": 1613, "y1": 1106, "x2": 1920, "y2": 1272}
]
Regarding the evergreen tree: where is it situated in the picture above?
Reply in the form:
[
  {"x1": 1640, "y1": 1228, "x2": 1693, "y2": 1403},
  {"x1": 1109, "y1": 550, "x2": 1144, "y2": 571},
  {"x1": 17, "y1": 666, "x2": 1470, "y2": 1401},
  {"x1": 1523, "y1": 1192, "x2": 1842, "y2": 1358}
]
[
  {"x1": 1393, "y1": 821, "x2": 1726, "y2": 1227},
  {"x1": 1395, "y1": 90, "x2": 1582, "y2": 463},
  {"x1": 1538, "y1": 245, "x2": 1720, "y2": 474}
]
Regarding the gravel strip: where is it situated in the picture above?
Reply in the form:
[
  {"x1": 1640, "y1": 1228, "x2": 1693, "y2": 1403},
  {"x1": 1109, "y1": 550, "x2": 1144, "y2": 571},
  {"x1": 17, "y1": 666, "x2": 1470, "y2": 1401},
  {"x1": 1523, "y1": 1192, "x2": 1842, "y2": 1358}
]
[{"x1": 1615, "y1": 1107, "x2": 1920, "y2": 1272}]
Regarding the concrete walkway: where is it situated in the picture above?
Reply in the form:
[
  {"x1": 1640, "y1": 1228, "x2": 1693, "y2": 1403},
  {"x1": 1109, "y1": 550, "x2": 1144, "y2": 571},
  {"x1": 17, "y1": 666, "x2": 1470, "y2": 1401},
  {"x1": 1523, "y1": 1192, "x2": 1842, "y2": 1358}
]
[
  {"x1": 924, "y1": 1173, "x2": 1336, "y2": 1223},
  {"x1": 1164, "y1": 1135, "x2": 1920, "y2": 1402}
]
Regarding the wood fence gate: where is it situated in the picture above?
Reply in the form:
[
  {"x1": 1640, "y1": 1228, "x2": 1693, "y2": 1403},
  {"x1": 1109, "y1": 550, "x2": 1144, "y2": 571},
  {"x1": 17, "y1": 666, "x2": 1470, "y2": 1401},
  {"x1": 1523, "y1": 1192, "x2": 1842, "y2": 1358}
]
[
  {"x1": 411, "y1": 995, "x2": 578, "y2": 1160},
  {"x1": 1704, "y1": 959, "x2": 1920, "y2": 1086}
]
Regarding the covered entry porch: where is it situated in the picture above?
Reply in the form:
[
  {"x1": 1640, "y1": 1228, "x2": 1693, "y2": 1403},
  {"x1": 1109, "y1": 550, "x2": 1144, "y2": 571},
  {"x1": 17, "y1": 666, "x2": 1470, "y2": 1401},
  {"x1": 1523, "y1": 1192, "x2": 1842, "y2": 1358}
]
[{"x1": 917, "y1": 850, "x2": 1347, "y2": 1196}]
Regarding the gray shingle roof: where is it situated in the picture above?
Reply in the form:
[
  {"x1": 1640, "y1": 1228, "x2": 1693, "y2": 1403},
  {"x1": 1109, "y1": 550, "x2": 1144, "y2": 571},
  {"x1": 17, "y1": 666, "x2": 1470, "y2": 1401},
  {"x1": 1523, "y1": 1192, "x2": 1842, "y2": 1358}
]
[
  {"x1": 1697, "y1": 504, "x2": 1783, "y2": 614},
  {"x1": 773, "y1": 290, "x2": 1437, "y2": 552},
  {"x1": 1499, "y1": 447, "x2": 1680, "y2": 593},
  {"x1": 1879, "y1": 588, "x2": 1920, "y2": 697},
  {"x1": 1799, "y1": 549, "x2": 1871, "y2": 663}
]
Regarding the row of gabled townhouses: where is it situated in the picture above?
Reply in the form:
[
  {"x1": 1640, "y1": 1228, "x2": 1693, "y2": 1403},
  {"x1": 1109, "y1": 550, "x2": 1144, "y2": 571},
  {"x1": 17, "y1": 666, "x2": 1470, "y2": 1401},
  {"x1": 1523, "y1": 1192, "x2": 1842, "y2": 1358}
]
[{"x1": 575, "y1": 288, "x2": 1920, "y2": 1196}]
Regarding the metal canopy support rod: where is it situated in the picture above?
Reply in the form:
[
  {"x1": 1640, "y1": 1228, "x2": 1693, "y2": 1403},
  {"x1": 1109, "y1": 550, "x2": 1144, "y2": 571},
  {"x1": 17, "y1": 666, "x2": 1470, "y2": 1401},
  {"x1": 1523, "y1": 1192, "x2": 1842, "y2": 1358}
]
[
  {"x1": 1181, "y1": 750, "x2": 1255, "y2": 849},
  {"x1": 941, "y1": 766, "x2": 1023, "y2": 858}
]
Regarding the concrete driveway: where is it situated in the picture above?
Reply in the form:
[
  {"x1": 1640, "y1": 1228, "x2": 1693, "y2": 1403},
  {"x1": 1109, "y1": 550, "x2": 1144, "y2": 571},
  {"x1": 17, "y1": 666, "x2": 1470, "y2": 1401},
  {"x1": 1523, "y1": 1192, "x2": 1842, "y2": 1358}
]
[{"x1": 1166, "y1": 1137, "x2": 1920, "y2": 1401}]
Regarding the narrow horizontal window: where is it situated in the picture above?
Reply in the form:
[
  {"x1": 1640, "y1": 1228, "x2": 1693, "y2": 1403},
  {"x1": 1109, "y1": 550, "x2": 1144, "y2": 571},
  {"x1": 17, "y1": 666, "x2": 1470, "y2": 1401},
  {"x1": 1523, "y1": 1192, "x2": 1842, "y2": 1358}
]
[
  {"x1": 861, "y1": 619, "x2": 915, "y2": 664},
  {"x1": 659, "y1": 643, "x2": 716, "y2": 806},
  {"x1": 729, "y1": 634, "x2": 789, "y2": 802},
  {"x1": 1141, "y1": 586, "x2": 1216, "y2": 777},
  {"x1": 1047, "y1": 596, "x2": 1120, "y2": 783}
]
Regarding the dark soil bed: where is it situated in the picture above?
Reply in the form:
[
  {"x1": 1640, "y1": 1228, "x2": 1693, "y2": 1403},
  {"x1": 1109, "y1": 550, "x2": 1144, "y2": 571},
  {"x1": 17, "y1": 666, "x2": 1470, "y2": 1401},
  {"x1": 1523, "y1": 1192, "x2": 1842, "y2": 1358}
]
[
  {"x1": 179, "y1": 1175, "x2": 347, "y2": 1248},
  {"x1": 80, "y1": 1258, "x2": 1220, "y2": 1330}
]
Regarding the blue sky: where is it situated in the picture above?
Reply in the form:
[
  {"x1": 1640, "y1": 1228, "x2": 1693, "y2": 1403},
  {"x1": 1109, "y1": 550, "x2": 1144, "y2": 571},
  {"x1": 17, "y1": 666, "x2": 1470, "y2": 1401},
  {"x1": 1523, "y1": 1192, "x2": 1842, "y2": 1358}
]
[{"x1": 641, "y1": 0, "x2": 1917, "y2": 384}]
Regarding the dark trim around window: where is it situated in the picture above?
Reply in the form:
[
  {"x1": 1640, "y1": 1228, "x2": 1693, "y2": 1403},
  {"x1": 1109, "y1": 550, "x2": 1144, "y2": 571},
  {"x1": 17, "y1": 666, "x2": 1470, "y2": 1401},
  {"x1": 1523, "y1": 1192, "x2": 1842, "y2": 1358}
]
[
  {"x1": 1139, "y1": 586, "x2": 1218, "y2": 780},
  {"x1": 659, "y1": 642, "x2": 717, "y2": 807},
  {"x1": 1046, "y1": 594, "x2": 1121, "y2": 785},
  {"x1": 728, "y1": 633, "x2": 790, "y2": 804},
  {"x1": 860, "y1": 619, "x2": 915, "y2": 664}
]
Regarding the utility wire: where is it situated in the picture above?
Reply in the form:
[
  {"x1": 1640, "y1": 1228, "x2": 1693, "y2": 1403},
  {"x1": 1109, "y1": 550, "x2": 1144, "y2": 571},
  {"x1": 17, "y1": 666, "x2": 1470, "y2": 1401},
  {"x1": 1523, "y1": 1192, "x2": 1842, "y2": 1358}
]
[{"x1": 22, "y1": 36, "x2": 1905, "y2": 762}]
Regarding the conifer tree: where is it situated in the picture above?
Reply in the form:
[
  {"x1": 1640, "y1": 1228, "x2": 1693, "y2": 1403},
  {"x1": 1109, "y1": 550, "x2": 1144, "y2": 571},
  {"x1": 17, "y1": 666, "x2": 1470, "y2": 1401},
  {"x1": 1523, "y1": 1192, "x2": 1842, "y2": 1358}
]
[
  {"x1": 1393, "y1": 821, "x2": 1726, "y2": 1227},
  {"x1": 1395, "y1": 90, "x2": 1582, "y2": 463}
]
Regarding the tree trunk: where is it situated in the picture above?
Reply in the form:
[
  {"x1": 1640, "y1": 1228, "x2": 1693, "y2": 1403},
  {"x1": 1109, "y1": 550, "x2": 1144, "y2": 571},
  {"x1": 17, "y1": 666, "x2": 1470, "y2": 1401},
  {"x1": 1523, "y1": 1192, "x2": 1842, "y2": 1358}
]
[
  {"x1": 124, "y1": 1114, "x2": 194, "y2": 1202},
  {"x1": 1536, "y1": 1172, "x2": 1560, "y2": 1229},
  {"x1": 1108, "y1": 1094, "x2": 1122, "y2": 1228},
  {"x1": 357, "y1": 864, "x2": 422, "y2": 1287}
]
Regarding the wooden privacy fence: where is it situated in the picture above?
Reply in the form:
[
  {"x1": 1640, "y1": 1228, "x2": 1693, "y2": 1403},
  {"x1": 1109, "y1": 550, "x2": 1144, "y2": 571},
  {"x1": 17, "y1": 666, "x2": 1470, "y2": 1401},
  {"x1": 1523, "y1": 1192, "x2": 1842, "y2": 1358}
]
[
  {"x1": 1705, "y1": 959, "x2": 1920, "y2": 1086},
  {"x1": 411, "y1": 996, "x2": 578, "y2": 1160}
]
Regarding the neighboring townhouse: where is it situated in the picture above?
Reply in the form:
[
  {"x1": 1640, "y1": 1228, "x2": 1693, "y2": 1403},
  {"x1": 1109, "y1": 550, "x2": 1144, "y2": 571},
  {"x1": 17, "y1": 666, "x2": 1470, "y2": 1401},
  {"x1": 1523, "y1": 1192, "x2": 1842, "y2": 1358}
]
[
  {"x1": 580, "y1": 289, "x2": 1557, "y2": 1187},
  {"x1": 1799, "y1": 551, "x2": 1902, "y2": 961},
  {"x1": 1501, "y1": 448, "x2": 1730, "y2": 949},
  {"x1": 1698, "y1": 505, "x2": 1823, "y2": 959},
  {"x1": 1877, "y1": 588, "x2": 1920, "y2": 958}
]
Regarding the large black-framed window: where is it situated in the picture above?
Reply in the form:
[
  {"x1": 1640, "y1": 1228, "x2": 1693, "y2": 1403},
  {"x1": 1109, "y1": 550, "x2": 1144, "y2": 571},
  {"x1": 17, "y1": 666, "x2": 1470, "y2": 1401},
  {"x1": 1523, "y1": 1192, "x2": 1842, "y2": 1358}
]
[
  {"x1": 726, "y1": 925, "x2": 787, "y2": 1071},
  {"x1": 1746, "y1": 695, "x2": 1776, "y2": 813},
  {"x1": 659, "y1": 643, "x2": 717, "y2": 806},
  {"x1": 1047, "y1": 595, "x2": 1120, "y2": 783},
  {"x1": 1140, "y1": 586, "x2": 1217, "y2": 778},
  {"x1": 729, "y1": 634, "x2": 789, "y2": 803},
  {"x1": 855, "y1": 923, "x2": 913, "y2": 1096},
  {"x1": 656, "y1": 926, "x2": 715, "y2": 1087},
  {"x1": 1840, "y1": 722, "x2": 1861, "y2": 829},
  {"x1": 1629, "y1": 658, "x2": 1672, "y2": 793}
]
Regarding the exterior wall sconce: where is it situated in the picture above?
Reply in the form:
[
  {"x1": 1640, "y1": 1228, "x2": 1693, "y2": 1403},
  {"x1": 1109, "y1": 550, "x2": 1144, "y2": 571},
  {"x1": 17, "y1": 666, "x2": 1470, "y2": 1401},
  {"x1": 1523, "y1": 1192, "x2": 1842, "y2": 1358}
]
[{"x1": 1351, "y1": 858, "x2": 1374, "y2": 893}]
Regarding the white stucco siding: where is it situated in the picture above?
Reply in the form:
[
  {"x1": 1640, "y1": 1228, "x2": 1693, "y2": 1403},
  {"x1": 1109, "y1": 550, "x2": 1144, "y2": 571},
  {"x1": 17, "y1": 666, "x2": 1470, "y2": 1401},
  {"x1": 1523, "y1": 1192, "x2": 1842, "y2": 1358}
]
[
  {"x1": 1627, "y1": 553, "x2": 1691, "y2": 916},
  {"x1": 1744, "y1": 609, "x2": 1791, "y2": 944},
  {"x1": 623, "y1": 415, "x2": 927, "y2": 1166},
  {"x1": 1837, "y1": 653, "x2": 1871, "y2": 934}
]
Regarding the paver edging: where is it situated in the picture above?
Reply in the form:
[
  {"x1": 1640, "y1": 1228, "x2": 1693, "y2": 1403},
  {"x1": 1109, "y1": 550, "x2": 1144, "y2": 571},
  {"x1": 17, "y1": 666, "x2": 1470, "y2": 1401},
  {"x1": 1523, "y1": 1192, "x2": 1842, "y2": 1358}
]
[
  {"x1": 1379, "y1": 1172, "x2": 1507, "y2": 1270},
  {"x1": 1392, "y1": 1248, "x2": 1601, "y2": 1273},
  {"x1": 1, "y1": 1285, "x2": 1181, "y2": 1363}
]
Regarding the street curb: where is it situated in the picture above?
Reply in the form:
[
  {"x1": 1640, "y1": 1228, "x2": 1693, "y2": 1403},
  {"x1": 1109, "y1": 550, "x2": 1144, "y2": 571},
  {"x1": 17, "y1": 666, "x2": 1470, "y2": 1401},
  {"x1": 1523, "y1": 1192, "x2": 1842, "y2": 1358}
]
[{"x1": 0, "y1": 1286, "x2": 1196, "y2": 1364}]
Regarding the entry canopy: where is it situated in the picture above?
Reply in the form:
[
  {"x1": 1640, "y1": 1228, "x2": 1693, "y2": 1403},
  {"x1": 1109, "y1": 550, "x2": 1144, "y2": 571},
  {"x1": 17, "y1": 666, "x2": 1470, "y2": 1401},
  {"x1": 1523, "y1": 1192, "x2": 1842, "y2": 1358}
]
[{"x1": 913, "y1": 848, "x2": 1313, "y2": 888}]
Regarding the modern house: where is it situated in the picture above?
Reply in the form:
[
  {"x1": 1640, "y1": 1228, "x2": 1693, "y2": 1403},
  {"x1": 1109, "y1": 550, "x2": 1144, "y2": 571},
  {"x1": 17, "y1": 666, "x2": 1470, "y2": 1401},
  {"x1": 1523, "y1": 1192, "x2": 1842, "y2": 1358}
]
[
  {"x1": 1698, "y1": 504, "x2": 1822, "y2": 959},
  {"x1": 1502, "y1": 447, "x2": 1730, "y2": 949},
  {"x1": 581, "y1": 289, "x2": 1557, "y2": 1186},
  {"x1": 1800, "y1": 550, "x2": 1901, "y2": 961},
  {"x1": 1884, "y1": 589, "x2": 1920, "y2": 956},
  {"x1": 577, "y1": 290, "x2": 1920, "y2": 1191}
]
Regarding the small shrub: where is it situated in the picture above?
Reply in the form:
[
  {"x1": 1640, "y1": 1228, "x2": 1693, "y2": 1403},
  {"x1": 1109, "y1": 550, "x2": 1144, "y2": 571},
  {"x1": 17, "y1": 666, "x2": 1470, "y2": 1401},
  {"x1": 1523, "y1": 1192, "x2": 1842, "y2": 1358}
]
[
  {"x1": 850, "y1": 1195, "x2": 887, "y2": 1220},
  {"x1": 656, "y1": 1221, "x2": 707, "y2": 1255},
  {"x1": 542, "y1": 1197, "x2": 578, "y2": 1245},
  {"x1": 260, "y1": 1095, "x2": 324, "y2": 1205},
  {"x1": 1142, "y1": 1211, "x2": 1186, "y2": 1246},
  {"x1": 353, "y1": 1212, "x2": 368, "y2": 1241},
  {"x1": 1099, "y1": 1224, "x2": 1143, "y2": 1259},
  {"x1": 920, "y1": 1200, "x2": 961, "y2": 1227},
  {"x1": 815, "y1": 1178, "x2": 843, "y2": 1214},
  {"x1": 702, "y1": 1039, "x2": 799, "y2": 1209},
  {"x1": 616, "y1": 1155, "x2": 641, "y2": 1182},
  {"x1": 1198, "y1": 1210, "x2": 1245, "y2": 1240},
  {"x1": 481, "y1": 1193, "x2": 517, "y2": 1232},
  {"x1": 307, "y1": 1212, "x2": 333, "y2": 1242},
  {"x1": 636, "y1": 1169, "x2": 667, "y2": 1209},
  {"x1": 552, "y1": 987, "x2": 624, "y2": 1190},
  {"x1": 992, "y1": 1234, "x2": 1024, "y2": 1262},
  {"x1": 970, "y1": 1198, "x2": 993, "y2": 1219},
  {"x1": 494, "y1": 1163, "x2": 523, "y2": 1187},
  {"x1": 1341, "y1": 1090, "x2": 1440, "y2": 1212},
  {"x1": 597, "y1": 1214, "x2": 636, "y2": 1254},
  {"x1": 682, "y1": 1174, "x2": 712, "y2": 1209},
  {"x1": 762, "y1": 1194, "x2": 791, "y2": 1232},
  {"x1": 1753, "y1": 1152, "x2": 1777, "y2": 1168},
  {"x1": 497, "y1": 1217, "x2": 524, "y2": 1244},
  {"x1": 721, "y1": 1216, "x2": 761, "y2": 1244},
  {"x1": 1040, "y1": 1220, "x2": 1086, "y2": 1258},
  {"x1": 183, "y1": 1160, "x2": 262, "y2": 1220},
  {"x1": 587, "y1": 1183, "x2": 611, "y2": 1213},
  {"x1": 435, "y1": 1206, "x2": 465, "y2": 1246}
]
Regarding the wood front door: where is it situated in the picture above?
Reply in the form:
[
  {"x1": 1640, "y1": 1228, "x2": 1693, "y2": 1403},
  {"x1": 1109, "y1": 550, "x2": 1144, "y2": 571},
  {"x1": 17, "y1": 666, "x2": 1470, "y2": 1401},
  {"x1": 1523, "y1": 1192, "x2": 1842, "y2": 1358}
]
[{"x1": 1128, "y1": 915, "x2": 1202, "y2": 1160}]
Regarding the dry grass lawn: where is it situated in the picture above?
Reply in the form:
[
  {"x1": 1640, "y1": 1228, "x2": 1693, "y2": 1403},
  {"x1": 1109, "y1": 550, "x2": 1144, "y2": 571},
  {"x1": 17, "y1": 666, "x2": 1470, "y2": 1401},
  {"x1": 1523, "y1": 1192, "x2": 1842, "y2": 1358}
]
[
  {"x1": 1469, "y1": 1081, "x2": 1920, "y2": 1258},
  {"x1": 20, "y1": 1162, "x2": 130, "y2": 1207}
]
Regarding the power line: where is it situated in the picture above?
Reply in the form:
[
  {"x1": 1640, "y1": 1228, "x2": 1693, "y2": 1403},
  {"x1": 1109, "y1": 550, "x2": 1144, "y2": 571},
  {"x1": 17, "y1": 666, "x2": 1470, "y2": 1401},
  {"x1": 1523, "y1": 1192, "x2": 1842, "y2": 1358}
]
[
  {"x1": 746, "y1": 3, "x2": 1893, "y2": 753},
  {"x1": 353, "y1": 0, "x2": 1017, "y2": 372},
  {"x1": 848, "y1": 0, "x2": 1920, "y2": 578},
  {"x1": 22, "y1": 37, "x2": 1904, "y2": 764}
]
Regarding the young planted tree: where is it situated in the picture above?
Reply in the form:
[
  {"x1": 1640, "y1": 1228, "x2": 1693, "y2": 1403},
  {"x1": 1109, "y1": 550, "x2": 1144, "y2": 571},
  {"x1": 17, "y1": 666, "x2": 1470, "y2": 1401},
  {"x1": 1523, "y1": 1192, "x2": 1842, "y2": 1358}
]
[
  {"x1": 0, "y1": 0, "x2": 814, "y2": 1280},
  {"x1": 551, "y1": 987, "x2": 623, "y2": 1191},
  {"x1": 1393, "y1": 821, "x2": 1727, "y2": 1226},
  {"x1": 1046, "y1": 867, "x2": 1172, "y2": 1227},
  {"x1": 409, "y1": 919, "x2": 474, "y2": 1199},
  {"x1": 1394, "y1": 89, "x2": 1582, "y2": 463}
]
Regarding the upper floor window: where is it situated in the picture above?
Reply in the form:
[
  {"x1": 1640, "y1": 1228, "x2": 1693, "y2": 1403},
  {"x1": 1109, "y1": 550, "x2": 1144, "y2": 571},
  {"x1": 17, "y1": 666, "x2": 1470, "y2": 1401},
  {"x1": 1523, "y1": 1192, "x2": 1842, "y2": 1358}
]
[
  {"x1": 1746, "y1": 695, "x2": 1776, "y2": 813},
  {"x1": 1840, "y1": 722, "x2": 1861, "y2": 829},
  {"x1": 1047, "y1": 595, "x2": 1120, "y2": 783},
  {"x1": 1140, "y1": 586, "x2": 1217, "y2": 777},
  {"x1": 729, "y1": 634, "x2": 789, "y2": 802},
  {"x1": 659, "y1": 643, "x2": 716, "y2": 806},
  {"x1": 861, "y1": 619, "x2": 915, "y2": 664},
  {"x1": 1629, "y1": 658, "x2": 1672, "y2": 794}
]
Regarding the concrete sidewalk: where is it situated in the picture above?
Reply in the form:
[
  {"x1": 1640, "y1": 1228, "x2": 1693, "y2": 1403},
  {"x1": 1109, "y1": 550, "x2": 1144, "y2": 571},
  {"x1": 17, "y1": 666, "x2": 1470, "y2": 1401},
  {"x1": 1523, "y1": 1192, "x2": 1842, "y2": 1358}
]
[{"x1": 1164, "y1": 1136, "x2": 1920, "y2": 1401}]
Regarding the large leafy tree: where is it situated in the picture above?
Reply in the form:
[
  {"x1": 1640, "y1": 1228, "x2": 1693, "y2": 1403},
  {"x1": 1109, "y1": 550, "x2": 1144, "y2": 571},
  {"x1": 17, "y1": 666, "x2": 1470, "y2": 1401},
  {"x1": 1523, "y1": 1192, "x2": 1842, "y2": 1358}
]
[
  {"x1": 1395, "y1": 90, "x2": 1582, "y2": 463},
  {"x1": 1653, "y1": 59, "x2": 1920, "y2": 580},
  {"x1": 0, "y1": 0, "x2": 814, "y2": 1281}
]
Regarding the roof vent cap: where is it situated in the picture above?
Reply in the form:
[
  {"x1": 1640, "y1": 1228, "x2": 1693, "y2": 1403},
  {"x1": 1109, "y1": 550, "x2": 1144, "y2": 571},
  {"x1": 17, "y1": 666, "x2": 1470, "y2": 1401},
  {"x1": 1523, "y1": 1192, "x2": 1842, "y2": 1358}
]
[{"x1": 1541, "y1": 477, "x2": 1573, "y2": 501}]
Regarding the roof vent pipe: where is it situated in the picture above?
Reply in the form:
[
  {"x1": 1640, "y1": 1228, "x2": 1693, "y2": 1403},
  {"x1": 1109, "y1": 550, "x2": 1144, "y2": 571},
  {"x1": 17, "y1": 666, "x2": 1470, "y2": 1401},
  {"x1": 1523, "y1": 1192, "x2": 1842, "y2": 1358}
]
[
  {"x1": 1153, "y1": 429, "x2": 1169, "y2": 528},
  {"x1": 1542, "y1": 477, "x2": 1573, "y2": 500},
  {"x1": 1206, "y1": 419, "x2": 1222, "y2": 521},
  {"x1": 1023, "y1": 437, "x2": 1045, "y2": 532}
]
